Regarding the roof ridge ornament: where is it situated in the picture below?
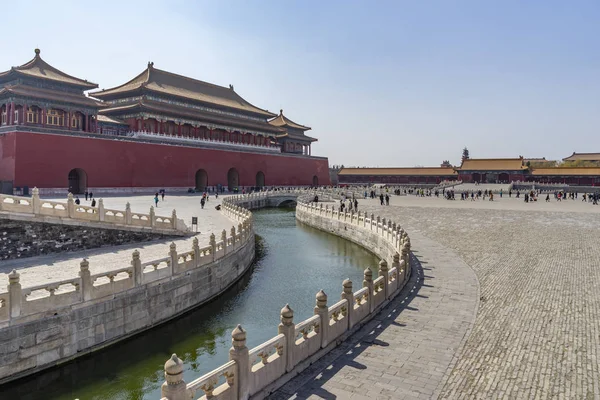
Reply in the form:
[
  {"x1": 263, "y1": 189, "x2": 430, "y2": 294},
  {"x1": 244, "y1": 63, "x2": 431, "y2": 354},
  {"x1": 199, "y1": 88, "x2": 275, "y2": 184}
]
[
  {"x1": 34, "y1": 48, "x2": 40, "y2": 56},
  {"x1": 280, "y1": 109, "x2": 283, "y2": 115},
  {"x1": 148, "y1": 61, "x2": 154, "y2": 69},
  {"x1": 229, "y1": 84, "x2": 234, "y2": 90}
]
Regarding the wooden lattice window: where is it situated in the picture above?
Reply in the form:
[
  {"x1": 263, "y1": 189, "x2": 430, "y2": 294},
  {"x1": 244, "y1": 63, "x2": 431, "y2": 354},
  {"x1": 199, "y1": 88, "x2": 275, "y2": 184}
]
[
  {"x1": 27, "y1": 108, "x2": 39, "y2": 123},
  {"x1": 47, "y1": 109, "x2": 64, "y2": 126}
]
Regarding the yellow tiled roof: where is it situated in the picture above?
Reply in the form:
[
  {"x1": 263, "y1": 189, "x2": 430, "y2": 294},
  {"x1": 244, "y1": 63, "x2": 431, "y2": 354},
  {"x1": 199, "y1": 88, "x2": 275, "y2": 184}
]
[
  {"x1": 90, "y1": 63, "x2": 275, "y2": 117},
  {"x1": 562, "y1": 153, "x2": 600, "y2": 161},
  {"x1": 458, "y1": 158, "x2": 526, "y2": 171},
  {"x1": 268, "y1": 109, "x2": 311, "y2": 131},
  {"x1": 0, "y1": 49, "x2": 97, "y2": 89},
  {"x1": 531, "y1": 168, "x2": 600, "y2": 176}
]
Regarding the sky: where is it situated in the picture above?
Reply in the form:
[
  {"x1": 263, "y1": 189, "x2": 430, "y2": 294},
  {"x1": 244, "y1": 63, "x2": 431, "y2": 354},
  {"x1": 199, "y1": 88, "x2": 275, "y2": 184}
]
[{"x1": 3, "y1": 0, "x2": 599, "y2": 167}]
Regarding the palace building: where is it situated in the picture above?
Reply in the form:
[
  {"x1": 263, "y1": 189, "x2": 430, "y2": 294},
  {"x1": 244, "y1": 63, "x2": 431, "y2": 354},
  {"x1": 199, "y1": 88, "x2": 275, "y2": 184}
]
[
  {"x1": 339, "y1": 157, "x2": 600, "y2": 186},
  {"x1": 0, "y1": 50, "x2": 330, "y2": 194}
]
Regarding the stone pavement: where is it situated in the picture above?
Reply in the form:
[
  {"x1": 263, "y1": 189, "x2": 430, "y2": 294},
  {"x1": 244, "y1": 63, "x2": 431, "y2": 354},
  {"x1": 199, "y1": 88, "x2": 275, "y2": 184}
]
[
  {"x1": 0, "y1": 193, "x2": 233, "y2": 287},
  {"x1": 273, "y1": 194, "x2": 600, "y2": 399},
  {"x1": 269, "y1": 230, "x2": 479, "y2": 399}
]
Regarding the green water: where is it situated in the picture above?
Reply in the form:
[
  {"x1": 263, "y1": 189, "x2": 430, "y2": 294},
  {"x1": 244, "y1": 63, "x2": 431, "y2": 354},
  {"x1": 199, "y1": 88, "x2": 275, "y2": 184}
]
[{"x1": 1, "y1": 208, "x2": 379, "y2": 400}]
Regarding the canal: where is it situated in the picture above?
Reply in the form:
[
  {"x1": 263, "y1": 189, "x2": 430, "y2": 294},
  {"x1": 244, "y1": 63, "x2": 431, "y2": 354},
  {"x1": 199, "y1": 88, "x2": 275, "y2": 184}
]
[{"x1": 2, "y1": 208, "x2": 379, "y2": 400}]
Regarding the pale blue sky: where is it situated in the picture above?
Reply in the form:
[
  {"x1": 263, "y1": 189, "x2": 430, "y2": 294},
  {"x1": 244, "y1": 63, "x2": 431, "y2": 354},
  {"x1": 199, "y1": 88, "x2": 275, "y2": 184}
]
[{"x1": 3, "y1": 1, "x2": 599, "y2": 166}]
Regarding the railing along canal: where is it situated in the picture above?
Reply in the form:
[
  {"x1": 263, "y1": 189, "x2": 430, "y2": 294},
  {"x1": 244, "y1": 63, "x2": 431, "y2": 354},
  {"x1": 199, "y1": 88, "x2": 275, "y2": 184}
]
[{"x1": 160, "y1": 190, "x2": 412, "y2": 400}]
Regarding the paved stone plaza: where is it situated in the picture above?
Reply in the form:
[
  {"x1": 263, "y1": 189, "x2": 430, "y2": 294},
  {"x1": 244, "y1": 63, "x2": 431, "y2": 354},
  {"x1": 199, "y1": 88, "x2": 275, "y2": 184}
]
[
  {"x1": 0, "y1": 193, "x2": 232, "y2": 287},
  {"x1": 273, "y1": 194, "x2": 600, "y2": 399}
]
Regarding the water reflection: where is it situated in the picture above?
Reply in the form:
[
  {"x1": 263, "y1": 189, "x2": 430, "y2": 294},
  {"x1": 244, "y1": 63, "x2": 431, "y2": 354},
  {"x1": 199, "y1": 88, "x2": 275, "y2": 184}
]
[{"x1": 1, "y1": 208, "x2": 379, "y2": 400}]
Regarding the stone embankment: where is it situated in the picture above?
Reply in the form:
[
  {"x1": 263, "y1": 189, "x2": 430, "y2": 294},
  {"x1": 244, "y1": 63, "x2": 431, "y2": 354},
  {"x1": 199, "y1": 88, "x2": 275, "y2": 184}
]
[
  {"x1": 0, "y1": 199, "x2": 254, "y2": 384},
  {"x1": 0, "y1": 218, "x2": 179, "y2": 260},
  {"x1": 158, "y1": 191, "x2": 412, "y2": 400}
]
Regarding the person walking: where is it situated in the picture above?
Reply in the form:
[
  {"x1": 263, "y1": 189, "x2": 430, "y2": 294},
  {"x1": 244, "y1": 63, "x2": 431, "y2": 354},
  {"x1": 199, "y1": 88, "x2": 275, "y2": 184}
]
[
  {"x1": 385, "y1": 194, "x2": 390, "y2": 206},
  {"x1": 380, "y1": 193, "x2": 384, "y2": 206},
  {"x1": 161, "y1": 190, "x2": 165, "y2": 201},
  {"x1": 84, "y1": 191, "x2": 89, "y2": 201},
  {"x1": 89, "y1": 192, "x2": 93, "y2": 201},
  {"x1": 201, "y1": 196, "x2": 206, "y2": 209},
  {"x1": 91, "y1": 198, "x2": 96, "y2": 207},
  {"x1": 154, "y1": 194, "x2": 159, "y2": 207}
]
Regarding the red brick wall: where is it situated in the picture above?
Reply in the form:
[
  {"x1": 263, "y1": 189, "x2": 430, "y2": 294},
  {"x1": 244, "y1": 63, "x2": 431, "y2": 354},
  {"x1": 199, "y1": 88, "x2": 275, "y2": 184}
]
[
  {"x1": 11, "y1": 132, "x2": 330, "y2": 188},
  {"x1": 0, "y1": 133, "x2": 16, "y2": 182}
]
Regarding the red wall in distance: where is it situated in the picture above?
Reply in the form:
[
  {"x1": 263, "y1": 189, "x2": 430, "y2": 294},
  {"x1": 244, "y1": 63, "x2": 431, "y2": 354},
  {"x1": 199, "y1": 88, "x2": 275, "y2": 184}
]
[{"x1": 11, "y1": 132, "x2": 331, "y2": 188}]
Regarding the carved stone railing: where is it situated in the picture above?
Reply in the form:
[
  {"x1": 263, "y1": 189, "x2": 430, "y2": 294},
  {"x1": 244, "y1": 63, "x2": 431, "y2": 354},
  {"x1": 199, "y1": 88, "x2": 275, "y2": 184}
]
[
  {"x1": 0, "y1": 212, "x2": 253, "y2": 325},
  {"x1": 159, "y1": 189, "x2": 412, "y2": 400},
  {"x1": 0, "y1": 188, "x2": 188, "y2": 234}
]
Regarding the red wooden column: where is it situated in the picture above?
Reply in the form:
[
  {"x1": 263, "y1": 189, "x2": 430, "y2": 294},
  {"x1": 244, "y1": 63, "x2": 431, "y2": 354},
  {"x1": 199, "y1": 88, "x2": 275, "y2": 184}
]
[
  {"x1": 8, "y1": 102, "x2": 13, "y2": 125},
  {"x1": 42, "y1": 108, "x2": 46, "y2": 127},
  {"x1": 66, "y1": 111, "x2": 71, "y2": 130}
]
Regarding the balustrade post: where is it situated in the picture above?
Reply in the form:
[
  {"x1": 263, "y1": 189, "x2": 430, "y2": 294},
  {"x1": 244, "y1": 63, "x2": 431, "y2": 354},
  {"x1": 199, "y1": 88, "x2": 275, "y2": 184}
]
[
  {"x1": 278, "y1": 304, "x2": 295, "y2": 372},
  {"x1": 67, "y1": 192, "x2": 75, "y2": 218},
  {"x1": 238, "y1": 223, "x2": 243, "y2": 242},
  {"x1": 169, "y1": 243, "x2": 177, "y2": 275},
  {"x1": 31, "y1": 187, "x2": 41, "y2": 214},
  {"x1": 230, "y1": 226, "x2": 236, "y2": 249},
  {"x1": 341, "y1": 279, "x2": 354, "y2": 330},
  {"x1": 370, "y1": 214, "x2": 375, "y2": 231},
  {"x1": 209, "y1": 233, "x2": 216, "y2": 261},
  {"x1": 160, "y1": 354, "x2": 188, "y2": 400},
  {"x1": 378, "y1": 260, "x2": 389, "y2": 300},
  {"x1": 314, "y1": 290, "x2": 329, "y2": 348},
  {"x1": 131, "y1": 250, "x2": 143, "y2": 287},
  {"x1": 98, "y1": 199, "x2": 105, "y2": 222},
  {"x1": 392, "y1": 252, "x2": 401, "y2": 292},
  {"x1": 149, "y1": 206, "x2": 155, "y2": 227},
  {"x1": 79, "y1": 259, "x2": 92, "y2": 301},
  {"x1": 381, "y1": 218, "x2": 386, "y2": 237},
  {"x1": 192, "y1": 237, "x2": 200, "y2": 265},
  {"x1": 401, "y1": 244, "x2": 410, "y2": 282},
  {"x1": 229, "y1": 325, "x2": 250, "y2": 400},
  {"x1": 363, "y1": 268, "x2": 374, "y2": 313},
  {"x1": 126, "y1": 202, "x2": 132, "y2": 225},
  {"x1": 171, "y1": 209, "x2": 178, "y2": 230},
  {"x1": 8, "y1": 270, "x2": 22, "y2": 318},
  {"x1": 221, "y1": 229, "x2": 227, "y2": 255}
]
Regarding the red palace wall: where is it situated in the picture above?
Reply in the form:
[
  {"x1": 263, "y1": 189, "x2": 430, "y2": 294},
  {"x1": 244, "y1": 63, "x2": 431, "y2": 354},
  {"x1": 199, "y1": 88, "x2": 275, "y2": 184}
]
[
  {"x1": 4, "y1": 132, "x2": 330, "y2": 189},
  {"x1": 0, "y1": 132, "x2": 16, "y2": 182}
]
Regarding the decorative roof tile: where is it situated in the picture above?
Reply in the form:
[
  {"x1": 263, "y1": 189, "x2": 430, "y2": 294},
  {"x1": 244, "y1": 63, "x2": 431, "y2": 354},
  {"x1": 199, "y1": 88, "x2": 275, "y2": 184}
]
[
  {"x1": 268, "y1": 109, "x2": 311, "y2": 131},
  {"x1": 0, "y1": 49, "x2": 98, "y2": 89},
  {"x1": 458, "y1": 158, "x2": 526, "y2": 171},
  {"x1": 90, "y1": 63, "x2": 275, "y2": 117},
  {"x1": 0, "y1": 84, "x2": 101, "y2": 108},
  {"x1": 562, "y1": 152, "x2": 600, "y2": 161}
]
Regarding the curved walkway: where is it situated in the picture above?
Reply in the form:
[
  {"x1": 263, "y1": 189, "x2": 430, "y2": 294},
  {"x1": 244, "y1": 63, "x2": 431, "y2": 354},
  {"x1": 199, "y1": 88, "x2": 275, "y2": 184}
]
[
  {"x1": 0, "y1": 194, "x2": 233, "y2": 287},
  {"x1": 269, "y1": 230, "x2": 479, "y2": 399}
]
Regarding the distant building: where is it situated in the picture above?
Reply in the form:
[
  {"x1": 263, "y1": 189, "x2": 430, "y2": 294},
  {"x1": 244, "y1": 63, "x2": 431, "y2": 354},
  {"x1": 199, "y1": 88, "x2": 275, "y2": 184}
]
[
  {"x1": 338, "y1": 167, "x2": 457, "y2": 184},
  {"x1": 562, "y1": 153, "x2": 600, "y2": 163},
  {"x1": 339, "y1": 156, "x2": 600, "y2": 186},
  {"x1": 456, "y1": 158, "x2": 527, "y2": 183}
]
